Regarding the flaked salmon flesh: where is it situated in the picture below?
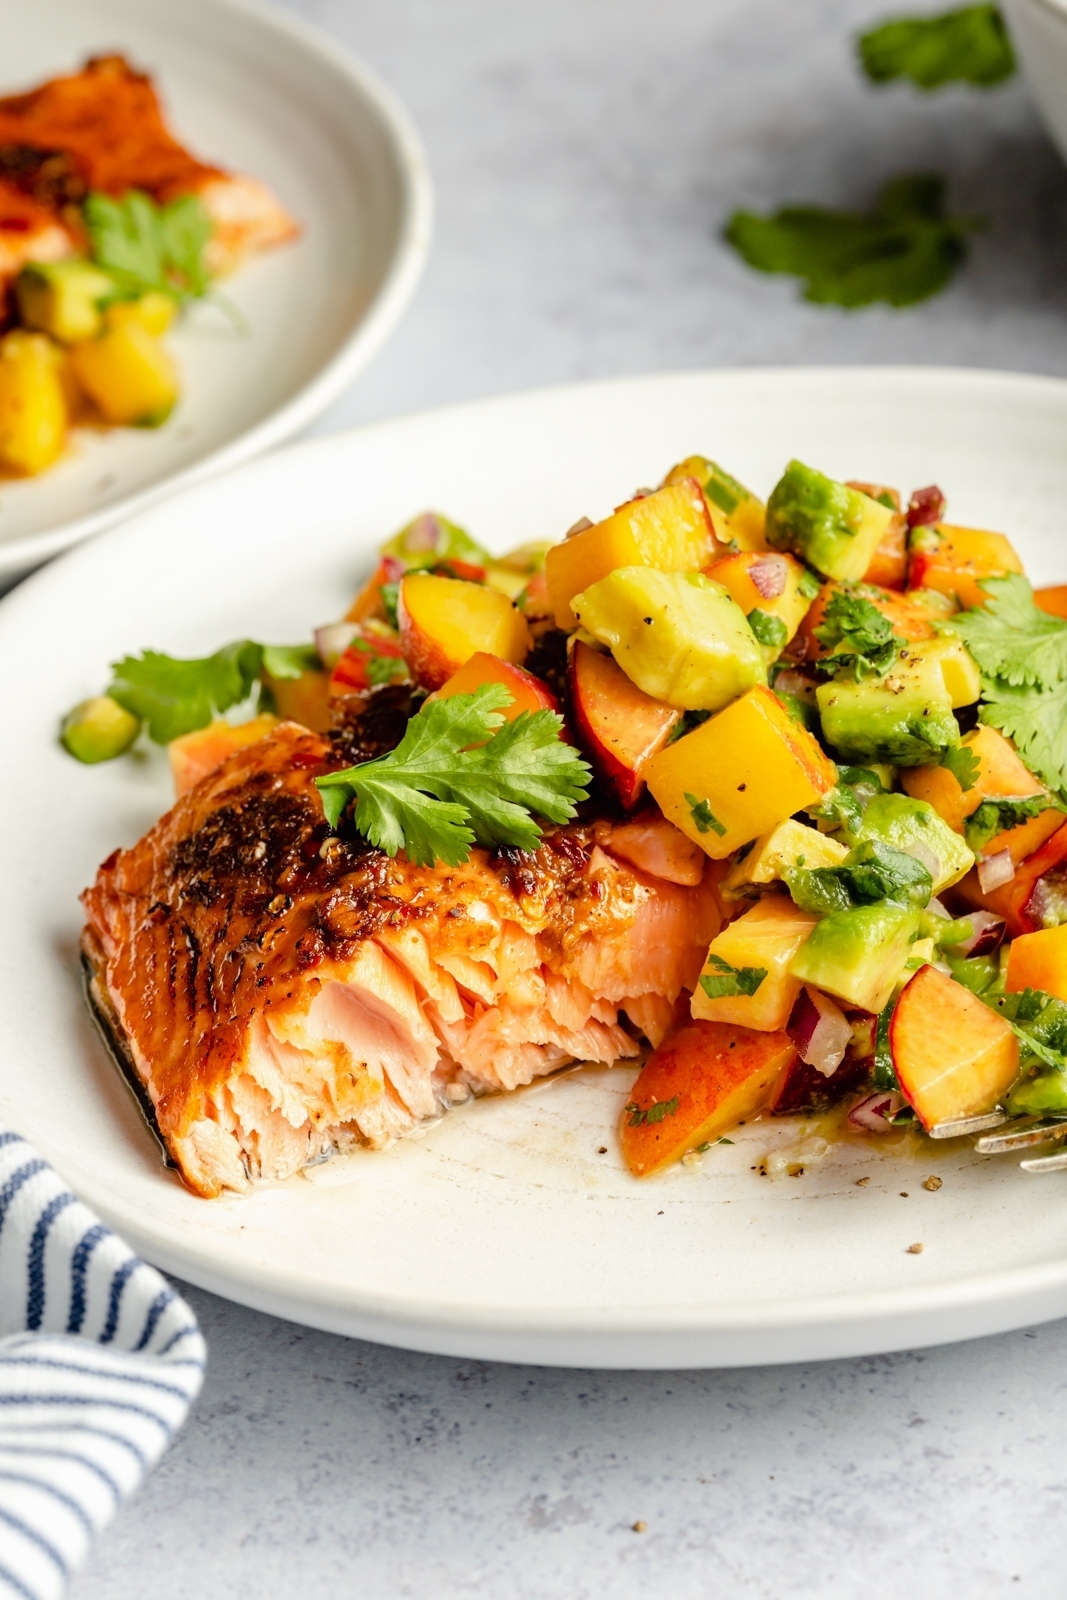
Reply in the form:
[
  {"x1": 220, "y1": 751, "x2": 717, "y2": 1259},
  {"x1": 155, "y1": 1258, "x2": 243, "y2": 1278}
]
[{"x1": 81, "y1": 722, "x2": 721, "y2": 1197}]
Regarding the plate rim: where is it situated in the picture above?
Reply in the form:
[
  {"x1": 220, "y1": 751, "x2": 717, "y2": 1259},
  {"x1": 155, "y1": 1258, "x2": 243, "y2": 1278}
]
[
  {"x1": 10, "y1": 361, "x2": 1067, "y2": 1367},
  {"x1": 0, "y1": 0, "x2": 434, "y2": 582}
]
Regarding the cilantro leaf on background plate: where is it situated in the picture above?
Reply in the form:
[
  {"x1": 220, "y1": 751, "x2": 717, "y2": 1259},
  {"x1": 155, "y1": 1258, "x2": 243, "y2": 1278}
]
[
  {"x1": 724, "y1": 174, "x2": 976, "y2": 308},
  {"x1": 84, "y1": 190, "x2": 213, "y2": 301},
  {"x1": 859, "y1": 4, "x2": 1015, "y2": 90}
]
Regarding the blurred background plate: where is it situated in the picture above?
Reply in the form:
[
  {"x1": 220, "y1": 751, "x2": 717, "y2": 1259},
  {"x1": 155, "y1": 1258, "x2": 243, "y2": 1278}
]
[
  {"x1": 5, "y1": 366, "x2": 1067, "y2": 1370},
  {"x1": 0, "y1": 0, "x2": 432, "y2": 581}
]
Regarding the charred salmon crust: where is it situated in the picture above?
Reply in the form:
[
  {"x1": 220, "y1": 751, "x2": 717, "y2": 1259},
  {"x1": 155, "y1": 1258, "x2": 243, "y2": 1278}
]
[{"x1": 81, "y1": 721, "x2": 721, "y2": 1197}]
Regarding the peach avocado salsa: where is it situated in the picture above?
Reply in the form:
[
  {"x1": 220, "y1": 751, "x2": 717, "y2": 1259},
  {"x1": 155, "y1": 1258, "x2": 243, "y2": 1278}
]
[{"x1": 63, "y1": 454, "x2": 1067, "y2": 1180}]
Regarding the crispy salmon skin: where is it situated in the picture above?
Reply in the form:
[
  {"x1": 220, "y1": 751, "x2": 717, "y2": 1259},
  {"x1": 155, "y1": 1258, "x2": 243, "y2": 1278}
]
[{"x1": 81, "y1": 722, "x2": 720, "y2": 1197}]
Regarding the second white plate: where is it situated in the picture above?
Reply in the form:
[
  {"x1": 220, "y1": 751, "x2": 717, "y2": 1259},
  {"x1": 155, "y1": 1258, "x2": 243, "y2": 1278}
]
[
  {"x1": 3, "y1": 367, "x2": 1067, "y2": 1368},
  {"x1": 0, "y1": 0, "x2": 431, "y2": 580}
]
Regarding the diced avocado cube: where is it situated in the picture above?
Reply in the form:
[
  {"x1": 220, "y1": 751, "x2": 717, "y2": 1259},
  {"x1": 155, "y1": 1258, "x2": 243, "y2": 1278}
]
[
  {"x1": 61, "y1": 695, "x2": 141, "y2": 763},
  {"x1": 842, "y1": 791, "x2": 974, "y2": 893},
  {"x1": 1006, "y1": 1071, "x2": 1067, "y2": 1117},
  {"x1": 816, "y1": 646, "x2": 960, "y2": 767},
  {"x1": 765, "y1": 460, "x2": 897, "y2": 582},
  {"x1": 789, "y1": 901, "x2": 920, "y2": 1013},
  {"x1": 16, "y1": 259, "x2": 116, "y2": 344},
  {"x1": 570, "y1": 566, "x2": 766, "y2": 711}
]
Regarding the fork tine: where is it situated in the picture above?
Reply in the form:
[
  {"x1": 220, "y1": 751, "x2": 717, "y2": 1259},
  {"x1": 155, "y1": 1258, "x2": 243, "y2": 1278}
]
[
  {"x1": 1021, "y1": 1149, "x2": 1067, "y2": 1173},
  {"x1": 928, "y1": 1111, "x2": 1011, "y2": 1139},
  {"x1": 976, "y1": 1121, "x2": 1067, "y2": 1155}
]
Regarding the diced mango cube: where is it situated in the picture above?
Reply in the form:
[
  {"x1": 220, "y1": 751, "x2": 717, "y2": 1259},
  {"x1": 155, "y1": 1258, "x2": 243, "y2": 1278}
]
[
  {"x1": 909, "y1": 523, "x2": 1023, "y2": 611},
  {"x1": 169, "y1": 714, "x2": 279, "y2": 797},
  {"x1": 645, "y1": 684, "x2": 838, "y2": 859},
  {"x1": 692, "y1": 895, "x2": 818, "y2": 1031},
  {"x1": 662, "y1": 456, "x2": 768, "y2": 550},
  {"x1": 1006, "y1": 925, "x2": 1067, "y2": 1005},
  {"x1": 703, "y1": 550, "x2": 813, "y2": 658},
  {"x1": 70, "y1": 320, "x2": 179, "y2": 426},
  {"x1": 0, "y1": 330, "x2": 67, "y2": 475},
  {"x1": 545, "y1": 480, "x2": 717, "y2": 629},
  {"x1": 903, "y1": 725, "x2": 1046, "y2": 834},
  {"x1": 104, "y1": 291, "x2": 178, "y2": 338}
]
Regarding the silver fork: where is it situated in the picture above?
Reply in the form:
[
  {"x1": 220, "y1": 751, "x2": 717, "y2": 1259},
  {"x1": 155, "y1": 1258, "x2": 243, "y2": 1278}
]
[{"x1": 972, "y1": 1116, "x2": 1067, "y2": 1172}]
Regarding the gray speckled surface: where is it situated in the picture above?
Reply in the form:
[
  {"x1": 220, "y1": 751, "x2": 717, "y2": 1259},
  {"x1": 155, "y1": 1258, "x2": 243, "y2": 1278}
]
[{"x1": 72, "y1": 0, "x2": 1067, "y2": 1594}]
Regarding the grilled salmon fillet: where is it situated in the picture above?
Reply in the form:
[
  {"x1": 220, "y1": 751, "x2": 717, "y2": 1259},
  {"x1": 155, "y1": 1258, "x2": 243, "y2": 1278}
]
[
  {"x1": 0, "y1": 54, "x2": 297, "y2": 282},
  {"x1": 81, "y1": 721, "x2": 721, "y2": 1197}
]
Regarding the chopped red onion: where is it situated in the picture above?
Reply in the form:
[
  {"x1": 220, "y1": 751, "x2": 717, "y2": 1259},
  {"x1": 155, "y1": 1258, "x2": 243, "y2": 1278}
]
[
  {"x1": 565, "y1": 516, "x2": 593, "y2": 539},
  {"x1": 952, "y1": 910, "x2": 1006, "y2": 957},
  {"x1": 750, "y1": 554, "x2": 789, "y2": 600},
  {"x1": 403, "y1": 513, "x2": 443, "y2": 553},
  {"x1": 906, "y1": 485, "x2": 946, "y2": 528},
  {"x1": 977, "y1": 848, "x2": 1015, "y2": 893},
  {"x1": 787, "y1": 987, "x2": 852, "y2": 1078},
  {"x1": 849, "y1": 1091, "x2": 904, "y2": 1133},
  {"x1": 772, "y1": 668, "x2": 817, "y2": 700},
  {"x1": 314, "y1": 622, "x2": 359, "y2": 670}
]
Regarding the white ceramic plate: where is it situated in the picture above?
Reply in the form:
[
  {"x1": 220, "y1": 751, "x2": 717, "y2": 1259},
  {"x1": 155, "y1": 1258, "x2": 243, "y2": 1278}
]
[
  {"x1": 0, "y1": 0, "x2": 431, "y2": 581},
  {"x1": 5, "y1": 367, "x2": 1067, "y2": 1370}
]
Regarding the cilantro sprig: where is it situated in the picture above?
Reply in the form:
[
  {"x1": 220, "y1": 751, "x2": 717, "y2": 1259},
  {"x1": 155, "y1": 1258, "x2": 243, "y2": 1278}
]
[
  {"x1": 106, "y1": 639, "x2": 316, "y2": 745},
  {"x1": 725, "y1": 174, "x2": 976, "y2": 309},
  {"x1": 944, "y1": 575, "x2": 1067, "y2": 798},
  {"x1": 814, "y1": 589, "x2": 903, "y2": 679},
  {"x1": 315, "y1": 685, "x2": 590, "y2": 867},
  {"x1": 859, "y1": 4, "x2": 1015, "y2": 90},
  {"x1": 84, "y1": 191, "x2": 213, "y2": 302}
]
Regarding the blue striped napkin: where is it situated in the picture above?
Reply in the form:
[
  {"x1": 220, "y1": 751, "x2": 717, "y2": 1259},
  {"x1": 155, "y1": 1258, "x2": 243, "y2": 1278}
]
[{"x1": 0, "y1": 1130, "x2": 204, "y2": 1600}]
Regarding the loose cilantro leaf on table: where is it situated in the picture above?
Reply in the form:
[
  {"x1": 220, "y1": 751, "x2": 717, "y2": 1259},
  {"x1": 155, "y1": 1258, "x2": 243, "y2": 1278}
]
[
  {"x1": 699, "y1": 954, "x2": 768, "y2": 1001},
  {"x1": 724, "y1": 174, "x2": 975, "y2": 309},
  {"x1": 814, "y1": 589, "x2": 902, "y2": 679},
  {"x1": 84, "y1": 190, "x2": 213, "y2": 301},
  {"x1": 943, "y1": 576, "x2": 1067, "y2": 799},
  {"x1": 859, "y1": 4, "x2": 1015, "y2": 90},
  {"x1": 315, "y1": 684, "x2": 591, "y2": 867},
  {"x1": 964, "y1": 794, "x2": 1064, "y2": 853}
]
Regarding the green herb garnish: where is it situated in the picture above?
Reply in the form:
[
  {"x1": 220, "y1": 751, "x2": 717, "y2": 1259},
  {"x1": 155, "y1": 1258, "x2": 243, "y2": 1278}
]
[
  {"x1": 84, "y1": 190, "x2": 213, "y2": 302},
  {"x1": 964, "y1": 795, "x2": 1064, "y2": 853},
  {"x1": 108, "y1": 641, "x2": 264, "y2": 744},
  {"x1": 724, "y1": 173, "x2": 975, "y2": 309},
  {"x1": 814, "y1": 589, "x2": 902, "y2": 679},
  {"x1": 945, "y1": 575, "x2": 1067, "y2": 798},
  {"x1": 315, "y1": 684, "x2": 590, "y2": 866},
  {"x1": 858, "y1": 4, "x2": 1015, "y2": 90},
  {"x1": 626, "y1": 1097, "x2": 680, "y2": 1127},
  {"x1": 747, "y1": 608, "x2": 789, "y2": 651},
  {"x1": 789, "y1": 839, "x2": 933, "y2": 915},
  {"x1": 685, "y1": 793, "x2": 727, "y2": 836},
  {"x1": 938, "y1": 741, "x2": 981, "y2": 792},
  {"x1": 699, "y1": 953, "x2": 768, "y2": 1000}
]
